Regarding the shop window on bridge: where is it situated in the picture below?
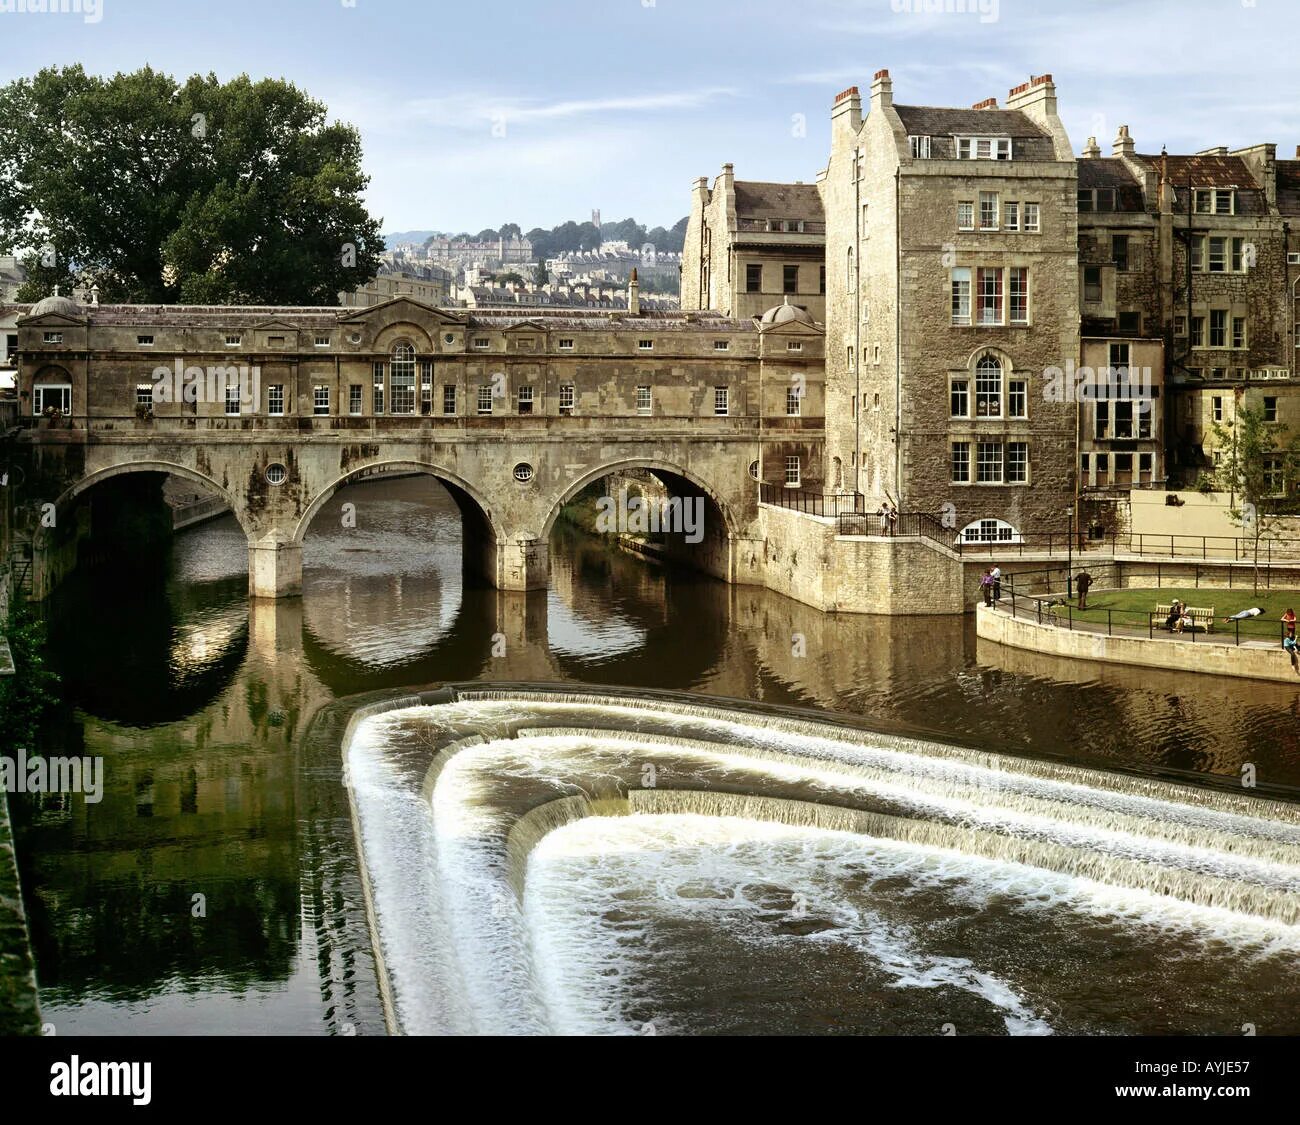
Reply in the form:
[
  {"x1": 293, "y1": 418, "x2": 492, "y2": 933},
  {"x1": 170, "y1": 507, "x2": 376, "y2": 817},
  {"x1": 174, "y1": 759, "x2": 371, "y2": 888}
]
[
  {"x1": 389, "y1": 343, "x2": 416, "y2": 414},
  {"x1": 958, "y1": 518, "x2": 1022, "y2": 545},
  {"x1": 32, "y1": 384, "x2": 70, "y2": 413}
]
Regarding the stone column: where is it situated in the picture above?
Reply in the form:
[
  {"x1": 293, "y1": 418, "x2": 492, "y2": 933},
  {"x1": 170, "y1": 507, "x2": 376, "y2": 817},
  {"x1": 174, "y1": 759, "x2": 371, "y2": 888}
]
[
  {"x1": 498, "y1": 536, "x2": 549, "y2": 591},
  {"x1": 248, "y1": 528, "x2": 303, "y2": 599}
]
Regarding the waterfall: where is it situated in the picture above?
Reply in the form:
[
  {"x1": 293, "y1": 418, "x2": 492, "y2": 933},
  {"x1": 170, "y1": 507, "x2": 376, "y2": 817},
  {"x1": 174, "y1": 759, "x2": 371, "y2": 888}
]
[{"x1": 345, "y1": 689, "x2": 1300, "y2": 1036}]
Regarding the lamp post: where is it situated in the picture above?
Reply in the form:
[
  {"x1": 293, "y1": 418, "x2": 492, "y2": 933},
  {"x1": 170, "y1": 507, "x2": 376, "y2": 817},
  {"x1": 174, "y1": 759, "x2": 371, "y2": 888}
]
[{"x1": 1066, "y1": 506, "x2": 1074, "y2": 600}]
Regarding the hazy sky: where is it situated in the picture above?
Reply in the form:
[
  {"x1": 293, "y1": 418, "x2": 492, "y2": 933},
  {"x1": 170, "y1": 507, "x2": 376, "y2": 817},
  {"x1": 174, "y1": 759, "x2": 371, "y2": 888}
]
[{"x1": 3, "y1": 0, "x2": 1297, "y2": 234}]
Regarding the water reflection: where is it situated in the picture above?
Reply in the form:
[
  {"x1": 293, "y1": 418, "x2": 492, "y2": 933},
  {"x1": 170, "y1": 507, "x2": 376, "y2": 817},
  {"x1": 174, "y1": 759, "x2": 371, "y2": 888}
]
[{"x1": 15, "y1": 474, "x2": 1300, "y2": 1035}]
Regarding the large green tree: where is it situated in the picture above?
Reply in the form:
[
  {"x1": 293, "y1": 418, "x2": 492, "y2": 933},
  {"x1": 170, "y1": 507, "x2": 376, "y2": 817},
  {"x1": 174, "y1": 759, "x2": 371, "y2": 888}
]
[{"x1": 0, "y1": 66, "x2": 383, "y2": 305}]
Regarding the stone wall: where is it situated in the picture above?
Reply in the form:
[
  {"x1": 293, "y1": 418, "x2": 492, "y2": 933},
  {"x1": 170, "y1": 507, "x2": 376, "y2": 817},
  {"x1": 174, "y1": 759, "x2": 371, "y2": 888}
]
[{"x1": 978, "y1": 602, "x2": 1300, "y2": 684}]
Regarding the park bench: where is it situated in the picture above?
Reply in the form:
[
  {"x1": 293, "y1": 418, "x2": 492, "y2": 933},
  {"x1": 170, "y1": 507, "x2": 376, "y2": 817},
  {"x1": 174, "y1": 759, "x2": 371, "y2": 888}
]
[{"x1": 1151, "y1": 603, "x2": 1215, "y2": 633}]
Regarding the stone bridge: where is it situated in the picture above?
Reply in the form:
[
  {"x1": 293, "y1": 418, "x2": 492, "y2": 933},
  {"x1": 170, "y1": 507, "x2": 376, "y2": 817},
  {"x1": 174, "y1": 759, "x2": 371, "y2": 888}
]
[{"x1": 11, "y1": 294, "x2": 827, "y2": 598}]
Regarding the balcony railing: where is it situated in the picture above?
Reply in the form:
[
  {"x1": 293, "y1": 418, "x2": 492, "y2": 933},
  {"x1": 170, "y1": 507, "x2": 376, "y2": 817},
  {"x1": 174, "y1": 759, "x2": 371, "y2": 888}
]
[{"x1": 758, "y1": 483, "x2": 864, "y2": 516}]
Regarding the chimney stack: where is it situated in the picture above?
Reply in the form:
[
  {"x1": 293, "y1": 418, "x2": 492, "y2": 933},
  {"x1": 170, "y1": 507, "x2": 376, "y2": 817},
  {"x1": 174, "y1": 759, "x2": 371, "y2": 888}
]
[
  {"x1": 1113, "y1": 125, "x2": 1135, "y2": 158},
  {"x1": 971, "y1": 97, "x2": 998, "y2": 110},
  {"x1": 628, "y1": 268, "x2": 641, "y2": 316},
  {"x1": 1082, "y1": 136, "x2": 1101, "y2": 159},
  {"x1": 870, "y1": 69, "x2": 892, "y2": 108},
  {"x1": 832, "y1": 83, "x2": 862, "y2": 138}
]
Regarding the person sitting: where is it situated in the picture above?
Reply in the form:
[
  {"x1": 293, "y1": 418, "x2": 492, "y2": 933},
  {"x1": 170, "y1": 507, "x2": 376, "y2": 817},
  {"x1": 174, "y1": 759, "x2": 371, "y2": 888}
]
[
  {"x1": 1164, "y1": 600, "x2": 1183, "y2": 632},
  {"x1": 1283, "y1": 608, "x2": 1296, "y2": 639}
]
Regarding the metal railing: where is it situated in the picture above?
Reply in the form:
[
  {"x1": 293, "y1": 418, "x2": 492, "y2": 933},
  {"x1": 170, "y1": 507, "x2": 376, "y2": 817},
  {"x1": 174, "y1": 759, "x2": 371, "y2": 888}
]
[
  {"x1": 1001, "y1": 586, "x2": 1295, "y2": 647},
  {"x1": 759, "y1": 483, "x2": 864, "y2": 516}
]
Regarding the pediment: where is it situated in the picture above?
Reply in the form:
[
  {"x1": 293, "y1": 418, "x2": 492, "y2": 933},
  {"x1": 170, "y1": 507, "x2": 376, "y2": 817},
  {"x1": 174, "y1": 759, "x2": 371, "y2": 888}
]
[
  {"x1": 16, "y1": 311, "x2": 86, "y2": 327},
  {"x1": 500, "y1": 318, "x2": 549, "y2": 334},
  {"x1": 337, "y1": 296, "x2": 467, "y2": 327},
  {"x1": 252, "y1": 318, "x2": 302, "y2": 332}
]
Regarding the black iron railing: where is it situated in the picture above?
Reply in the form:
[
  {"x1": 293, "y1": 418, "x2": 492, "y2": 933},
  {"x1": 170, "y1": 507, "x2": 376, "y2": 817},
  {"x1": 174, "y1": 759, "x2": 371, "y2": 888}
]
[{"x1": 758, "y1": 483, "x2": 864, "y2": 516}]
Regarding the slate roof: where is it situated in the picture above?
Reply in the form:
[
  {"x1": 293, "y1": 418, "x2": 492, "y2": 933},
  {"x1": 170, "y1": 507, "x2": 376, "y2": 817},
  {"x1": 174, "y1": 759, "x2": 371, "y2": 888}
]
[
  {"x1": 1276, "y1": 160, "x2": 1300, "y2": 216},
  {"x1": 893, "y1": 105, "x2": 1058, "y2": 161},
  {"x1": 1132, "y1": 152, "x2": 1258, "y2": 189},
  {"x1": 1077, "y1": 158, "x2": 1148, "y2": 211},
  {"x1": 732, "y1": 181, "x2": 824, "y2": 223}
]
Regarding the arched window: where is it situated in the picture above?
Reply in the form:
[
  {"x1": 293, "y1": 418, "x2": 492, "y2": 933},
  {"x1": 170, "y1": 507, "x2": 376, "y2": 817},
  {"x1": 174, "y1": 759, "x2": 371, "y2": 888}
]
[
  {"x1": 390, "y1": 342, "x2": 416, "y2": 414},
  {"x1": 975, "y1": 353, "x2": 1002, "y2": 417},
  {"x1": 958, "y1": 518, "x2": 1021, "y2": 545},
  {"x1": 847, "y1": 246, "x2": 856, "y2": 288},
  {"x1": 832, "y1": 456, "x2": 843, "y2": 491}
]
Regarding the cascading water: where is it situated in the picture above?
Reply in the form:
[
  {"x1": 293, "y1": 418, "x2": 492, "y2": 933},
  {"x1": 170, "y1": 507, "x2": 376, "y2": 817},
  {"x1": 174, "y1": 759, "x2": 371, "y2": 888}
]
[{"x1": 344, "y1": 688, "x2": 1300, "y2": 1036}]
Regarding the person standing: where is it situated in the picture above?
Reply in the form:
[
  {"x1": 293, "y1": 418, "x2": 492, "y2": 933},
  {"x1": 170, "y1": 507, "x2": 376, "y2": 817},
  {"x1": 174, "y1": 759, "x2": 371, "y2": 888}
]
[
  {"x1": 1075, "y1": 570, "x2": 1093, "y2": 609},
  {"x1": 1283, "y1": 607, "x2": 1296, "y2": 640},
  {"x1": 990, "y1": 565, "x2": 1002, "y2": 602},
  {"x1": 980, "y1": 568, "x2": 994, "y2": 607}
]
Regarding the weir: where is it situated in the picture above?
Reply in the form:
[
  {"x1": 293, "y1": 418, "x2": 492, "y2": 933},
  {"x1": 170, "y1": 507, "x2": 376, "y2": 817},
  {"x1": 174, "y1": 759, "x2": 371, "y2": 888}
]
[{"x1": 343, "y1": 688, "x2": 1300, "y2": 1036}]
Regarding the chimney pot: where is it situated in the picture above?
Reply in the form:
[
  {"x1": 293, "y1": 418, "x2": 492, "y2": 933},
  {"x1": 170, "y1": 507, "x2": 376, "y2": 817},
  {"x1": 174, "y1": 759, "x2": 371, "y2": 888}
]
[
  {"x1": 834, "y1": 85, "x2": 860, "y2": 104},
  {"x1": 873, "y1": 69, "x2": 889, "y2": 80},
  {"x1": 972, "y1": 97, "x2": 998, "y2": 110}
]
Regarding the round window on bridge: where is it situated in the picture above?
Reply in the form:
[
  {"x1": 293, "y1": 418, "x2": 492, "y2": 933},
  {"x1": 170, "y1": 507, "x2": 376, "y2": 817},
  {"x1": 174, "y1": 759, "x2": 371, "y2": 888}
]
[
  {"x1": 749, "y1": 460, "x2": 759, "y2": 480},
  {"x1": 513, "y1": 463, "x2": 535, "y2": 484},
  {"x1": 265, "y1": 463, "x2": 288, "y2": 486}
]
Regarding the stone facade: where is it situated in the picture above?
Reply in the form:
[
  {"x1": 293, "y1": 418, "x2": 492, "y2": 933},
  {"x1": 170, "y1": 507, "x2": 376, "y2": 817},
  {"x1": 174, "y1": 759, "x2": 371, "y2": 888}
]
[
  {"x1": 820, "y1": 71, "x2": 1080, "y2": 543},
  {"x1": 681, "y1": 165, "x2": 826, "y2": 323},
  {"x1": 12, "y1": 293, "x2": 823, "y2": 598},
  {"x1": 1077, "y1": 134, "x2": 1300, "y2": 491}
]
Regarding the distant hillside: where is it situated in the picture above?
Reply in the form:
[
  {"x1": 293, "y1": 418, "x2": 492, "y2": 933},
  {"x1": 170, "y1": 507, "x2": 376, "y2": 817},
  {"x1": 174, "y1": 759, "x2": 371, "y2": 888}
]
[
  {"x1": 384, "y1": 230, "x2": 442, "y2": 248},
  {"x1": 383, "y1": 216, "x2": 688, "y2": 257}
]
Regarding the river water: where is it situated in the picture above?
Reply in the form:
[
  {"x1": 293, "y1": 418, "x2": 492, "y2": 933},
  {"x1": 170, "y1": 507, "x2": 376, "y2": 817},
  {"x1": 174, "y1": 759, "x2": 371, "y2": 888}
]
[{"x1": 13, "y1": 475, "x2": 1300, "y2": 1035}]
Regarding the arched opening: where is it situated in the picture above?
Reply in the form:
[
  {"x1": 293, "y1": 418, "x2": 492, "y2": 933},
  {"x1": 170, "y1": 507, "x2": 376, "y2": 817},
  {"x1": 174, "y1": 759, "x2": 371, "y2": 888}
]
[
  {"x1": 545, "y1": 460, "x2": 734, "y2": 588},
  {"x1": 543, "y1": 461, "x2": 734, "y2": 681},
  {"x1": 34, "y1": 463, "x2": 250, "y2": 722},
  {"x1": 294, "y1": 464, "x2": 502, "y2": 668}
]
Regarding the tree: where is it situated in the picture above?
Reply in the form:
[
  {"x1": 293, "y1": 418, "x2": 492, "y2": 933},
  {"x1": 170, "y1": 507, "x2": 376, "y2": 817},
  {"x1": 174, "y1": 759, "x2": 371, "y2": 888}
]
[
  {"x1": 498, "y1": 222, "x2": 522, "y2": 240},
  {"x1": 1209, "y1": 400, "x2": 1300, "y2": 591},
  {"x1": 475, "y1": 228, "x2": 499, "y2": 242},
  {"x1": 0, "y1": 66, "x2": 384, "y2": 305}
]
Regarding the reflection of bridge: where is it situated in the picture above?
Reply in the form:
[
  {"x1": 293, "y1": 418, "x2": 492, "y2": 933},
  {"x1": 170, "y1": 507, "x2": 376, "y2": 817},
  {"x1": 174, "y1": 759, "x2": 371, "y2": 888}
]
[{"x1": 13, "y1": 294, "x2": 826, "y2": 598}]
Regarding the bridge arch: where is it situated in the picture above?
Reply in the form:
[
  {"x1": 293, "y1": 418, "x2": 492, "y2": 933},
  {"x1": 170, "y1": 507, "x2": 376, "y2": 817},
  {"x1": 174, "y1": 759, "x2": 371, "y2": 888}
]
[
  {"x1": 539, "y1": 457, "x2": 740, "y2": 541},
  {"x1": 36, "y1": 459, "x2": 253, "y2": 547},
  {"x1": 291, "y1": 460, "x2": 505, "y2": 547}
]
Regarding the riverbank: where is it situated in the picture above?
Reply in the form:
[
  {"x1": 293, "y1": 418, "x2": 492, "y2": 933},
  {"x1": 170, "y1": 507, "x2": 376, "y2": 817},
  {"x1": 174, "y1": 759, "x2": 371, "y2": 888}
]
[
  {"x1": 0, "y1": 785, "x2": 40, "y2": 1035},
  {"x1": 978, "y1": 602, "x2": 1300, "y2": 685}
]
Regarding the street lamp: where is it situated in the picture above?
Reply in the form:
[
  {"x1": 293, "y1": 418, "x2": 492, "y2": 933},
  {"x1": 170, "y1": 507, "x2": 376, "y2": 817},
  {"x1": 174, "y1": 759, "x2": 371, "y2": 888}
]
[{"x1": 1066, "y1": 506, "x2": 1074, "y2": 600}]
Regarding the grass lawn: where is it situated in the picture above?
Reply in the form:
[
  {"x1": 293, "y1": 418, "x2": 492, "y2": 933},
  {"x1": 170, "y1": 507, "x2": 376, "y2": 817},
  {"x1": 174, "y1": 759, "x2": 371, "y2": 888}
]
[{"x1": 1042, "y1": 587, "x2": 1300, "y2": 640}]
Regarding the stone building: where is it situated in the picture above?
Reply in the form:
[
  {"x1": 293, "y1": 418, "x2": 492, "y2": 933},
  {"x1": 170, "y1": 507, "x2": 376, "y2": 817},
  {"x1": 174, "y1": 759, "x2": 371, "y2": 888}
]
[
  {"x1": 339, "y1": 263, "x2": 453, "y2": 308},
  {"x1": 681, "y1": 166, "x2": 826, "y2": 323},
  {"x1": 819, "y1": 71, "x2": 1080, "y2": 543},
  {"x1": 1077, "y1": 132, "x2": 1299, "y2": 497}
]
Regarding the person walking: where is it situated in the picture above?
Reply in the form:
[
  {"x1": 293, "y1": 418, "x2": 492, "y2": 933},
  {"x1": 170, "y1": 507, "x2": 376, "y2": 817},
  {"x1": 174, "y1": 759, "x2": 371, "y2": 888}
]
[
  {"x1": 990, "y1": 565, "x2": 1002, "y2": 602},
  {"x1": 1075, "y1": 570, "x2": 1093, "y2": 609},
  {"x1": 979, "y1": 568, "x2": 994, "y2": 607}
]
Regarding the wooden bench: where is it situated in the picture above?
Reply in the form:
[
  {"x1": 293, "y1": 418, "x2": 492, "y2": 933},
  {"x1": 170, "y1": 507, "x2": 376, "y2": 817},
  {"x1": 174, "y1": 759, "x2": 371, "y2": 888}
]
[{"x1": 1151, "y1": 603, "x2": 1215, "y2": 633}]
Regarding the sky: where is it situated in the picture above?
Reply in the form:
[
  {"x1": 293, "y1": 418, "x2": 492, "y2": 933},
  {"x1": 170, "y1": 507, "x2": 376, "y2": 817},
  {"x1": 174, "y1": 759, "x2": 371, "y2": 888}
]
[{"x1": 2, "y1": 0, "x2": 1297, "y2": 236}]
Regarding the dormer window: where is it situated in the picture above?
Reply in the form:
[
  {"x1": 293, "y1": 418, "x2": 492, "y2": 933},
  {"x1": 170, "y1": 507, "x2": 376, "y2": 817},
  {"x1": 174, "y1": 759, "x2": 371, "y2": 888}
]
[
  {"x1": 955, "y1": 136, "x2": 1012, "y2": 160},
  {"x1": 1194, "y1": 188, "x2": 1235, "y2": 215},
  {"x1": 909, "y1": 135, "x2": 931, "y2": 159},
  {"x1": 1078, "y1": 188, "x2": 1116, "y2": 212}
]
